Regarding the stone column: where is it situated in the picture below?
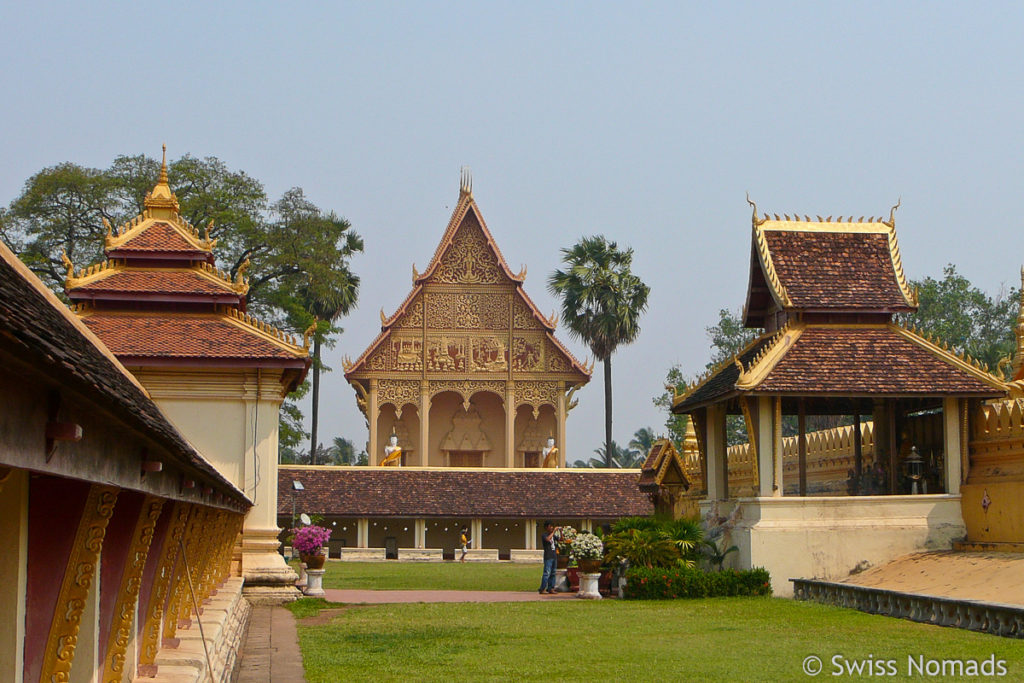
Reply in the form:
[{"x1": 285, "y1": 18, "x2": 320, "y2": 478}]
[
  {"x1": 705, "y1": 403, "x2": 728, "y2": 500},
  {"x1": 943, "y1": 397, "x2": 963, "y2": 495},
  {"x1": 240, "y1": 371, "x2": 299, "y2": 603},
  {"x1": 557, "y1": 383, "x2": 567, "y2": 467},
  {"x1": 524, "y1": 519, "x2": 536, "y2": 550},
  {"x1": 357, "y1": 518, "x2": 369, "y2": 548},
  {"x1": 471, "y1": 519, "x2": 483, "y2": 551},
  {"x1": 505, "y1": 382, "x2": 516, "y2": 468},
  {"x1": 415, "y1": 519, "x2": 426, "y2": 549},
  {"x1": 420, "y1": 382, "x2": 430, "y2": 467},
  {"x1": 368, "y1": 379, "x2": 379, "y2": 465}
]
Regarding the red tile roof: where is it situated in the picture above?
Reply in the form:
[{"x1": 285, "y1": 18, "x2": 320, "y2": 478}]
[
  {"x1": 112, "y1": 222, "x2": 208, "y2": 254},
  {"x1": 277, "y1": 467, "x2": 652, "y2": 518},
  {"x1": 763, "y1": 230, "x2": 913, "y2": 311},
  {"x1": 68, "y1": 269, "x2": 240, "y2": 298},
  {"x1": 751, "y1": 326, "x2": 1002, "y2": 395},
  {"x1": 80, "y1": 312, "x2": 307, "y2": 362}
]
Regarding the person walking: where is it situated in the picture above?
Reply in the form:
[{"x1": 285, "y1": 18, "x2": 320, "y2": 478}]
[
  {"x1": 459, "y1": 526, "x2": 470, "y2": 562},
  {"x1": 538, "y1": 521, "x2": 557, "y2": 594}
]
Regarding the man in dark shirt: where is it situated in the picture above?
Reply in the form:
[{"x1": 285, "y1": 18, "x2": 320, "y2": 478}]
[{"x1": 538, "y1": 520, "x2": 557, "y2": 594}]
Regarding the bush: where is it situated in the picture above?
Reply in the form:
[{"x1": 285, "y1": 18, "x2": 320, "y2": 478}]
[{"x1": 623, "y1": 565, "x2": 772, "y2": 600}]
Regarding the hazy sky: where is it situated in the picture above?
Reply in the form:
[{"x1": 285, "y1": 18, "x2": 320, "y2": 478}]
[{"x1": 3, "y1": 3, "x2": 1024, "y2": 459}]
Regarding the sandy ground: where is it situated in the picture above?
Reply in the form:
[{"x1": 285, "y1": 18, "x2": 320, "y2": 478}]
[{"x1": 841, "y1": 551, "x2": 1024, "y2": 606}]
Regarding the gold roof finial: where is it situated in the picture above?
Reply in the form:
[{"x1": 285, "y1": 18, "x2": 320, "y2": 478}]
[
  {"x1": 887, "y1": 197, "x2": 901, "y2": 226},
  {"x1": 460, "y1": 166, "x2": 472, "y2": 197},
  {"x1": 159, "y1": 143, "x2": 169, "y2": 184},
  {"x1": 144, "y1": 143, "x2": 180, "y2": 215},
  {"x1": 746, "y1": 193, "x2": 764, "y2": 226}
]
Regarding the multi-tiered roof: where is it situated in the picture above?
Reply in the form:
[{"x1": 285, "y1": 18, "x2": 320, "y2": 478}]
[
  {"x1": 65, "y1": 147, "x2": 309, "y2": 389},
  {"x1": 674, "y1": 202, "x2": 1005, "y2": 414}
]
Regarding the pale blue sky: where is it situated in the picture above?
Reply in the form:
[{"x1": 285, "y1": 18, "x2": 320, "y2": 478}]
[{"x1": 3, "y1": 3, "x2": 1023, "y2": 458}]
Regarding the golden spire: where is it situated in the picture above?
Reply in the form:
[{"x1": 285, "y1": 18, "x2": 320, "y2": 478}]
[
  {"x1": 143, "y1": 143, "x2": 179, "y2": 216},
  {"x1": 460, "y1": 166, "x2": 472, "y2": 197}
]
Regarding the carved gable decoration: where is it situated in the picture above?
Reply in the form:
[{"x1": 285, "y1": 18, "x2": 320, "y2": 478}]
[
  {"x1": 393, "y1": 293, "x2": 424, "y2": 328},
  {"x1": 513, "y1": 296, "x2": 546, "y2": 329},
  {"x1": 425, "y1": 291, "x2": 510, "y2": 329},
  {"x1": 429, "y1": 212, "x2": 505, "y2": 285}
]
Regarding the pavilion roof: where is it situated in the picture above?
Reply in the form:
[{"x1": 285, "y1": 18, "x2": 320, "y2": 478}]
[
  {"x1": 743, "y1": 207, "x2": 917, "y2": 326},
  {"x1": 637, "y1": 438, "x2": 691, "y2": 492},
  {"x1": 0, "y1": 239, "x2": 249, "y2": 508},
  {"x1": 66, "y1": 263, "x2": 246, "y2": 303},
  {"x1": 277, "y1": 466, "x2": 652, "y2": 518},
  {"x1": 673, "y1": 322, "x2": 1007, "y2": 413}
]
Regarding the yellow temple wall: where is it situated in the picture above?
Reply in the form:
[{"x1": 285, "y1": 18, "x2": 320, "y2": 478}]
[{"x1": 963, "y1": 398, "x2": 1024, "y2": 546}]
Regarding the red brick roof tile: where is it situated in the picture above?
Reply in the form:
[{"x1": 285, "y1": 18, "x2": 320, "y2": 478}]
[
  {"x1": 112, "y1": 222, "x2": 208, "y2": 254},
  {"x1": 80, "y1": 312, "x2": 306, "y2": 362},
  {"x1": 69, "y1": 269, "x2": 239, "y2": 298},
  {"x1": 763, "y1": 230, "x2": 912, "y2": 311},
  {"x1": 752, "y1": 326, "x2": 1001, "y2": 395},
  {"x1": 277, "y1": 467, "x2": 652, "y2": 518}
]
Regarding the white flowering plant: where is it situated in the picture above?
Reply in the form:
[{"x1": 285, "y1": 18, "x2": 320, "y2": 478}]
[
  {"x1": 571, "y1": 532, "x2": 604, "y2": 560},
  {"x1": 553, "y1": 525, "x2": 577, "y2": 553}
]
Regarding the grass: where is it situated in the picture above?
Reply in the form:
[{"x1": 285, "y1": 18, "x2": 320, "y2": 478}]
[
  {"x1": 291, "y1": 597, "x2": 1024, "y2": 682},
  {"x1": 301, "y1": 560, "x2": 543, "y2": 591}
]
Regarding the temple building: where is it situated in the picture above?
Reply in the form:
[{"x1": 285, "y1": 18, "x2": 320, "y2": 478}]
[
  {"x1": 666, "y1": 203, "x2": 1007, "y2": 595},
  {"x1": 63, "y1": 148, "x2": 310, "y2": 605},
  {"x1": 0, "y1": 236, "x2": 249, "y2": 681},
  {"x1": 278, "y1": 175, "x2": 651, "y2": 559}
]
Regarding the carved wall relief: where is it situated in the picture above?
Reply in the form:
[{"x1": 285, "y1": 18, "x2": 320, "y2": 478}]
[
  {"x1": 517, "y1": 380, "x2": 560, "y2": 418},
  {"x1": 365, "y1": 344, "x2": 389, "y2": 372},
  {"x1": 394, "y1": 295, "x2": 423, "y2": 328},
  {"x1": 513, "y1": 297, "x2": 546, "y2": 329},
  {"x1": 432, "y1": 218, "x2": 503, "y2": 284},
  {"x1": 439, "y1": 404, "x2": 492, "y2": 452},
  {"x1": 512, "y1": 337, "x2": 544, "y2": 372},
  {"x1": 391, "y1": 338, "x2": 423, "y2": 371},
  {"x1": 425, "y1": 292, "x2": 510, "y2": 329},
  {"x1": 378, "y1": 379, "x2": 420, "y2": 411},
  {"x1": 545, "y1": 339, "x2": 572, "y2": 373},
  {"x1": 426, "y1": 337, "x2": 468, "y2": 372},
  {"x1": 471, "y1": 337, "x2": 508, "y2": 372},
  {"x1": 429, "y1": 379, "x2": 506, "y2": 404}
]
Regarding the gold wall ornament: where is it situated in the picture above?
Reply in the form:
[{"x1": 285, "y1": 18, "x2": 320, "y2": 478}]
[
  {"x1": 163, "y1": 506, "x2": 206, "y2": 642},
  {"x1": 102, "y1": 496, "x2": 164, "y2": 682},
  {"x1": 426, "y1": 336, "x2": 469, "y2": 373},
  {"x1": 139, "y1": 502, "x2": 190, "y2": 673},
  {"x1": 378, "y1": 379, "x2": 420, "y2": 410},
  {"x1": 39, "y1": 485, "x2": 119, "y2": 683},
  {"x1": 391, "y1": 338, "x2": 423, "y2": 371},
  {"x1": 394, "y1": 295, "x2": 424, "y2": 328},
  {"x1": 512, "y1": 297, "x2": 546, "y2": 329},
  {"x1": 510, "y1": 336, "x2": 543, "y2": 372},
  {"x1": 516, "y1": 380, "x2": 560, "y2": 417},
  {"x1": 431, "y1": 218, "x2": 503, "y2": 285},
  {"x1": 429, "y1": 379, "x2": 506, "y2": 404},
  {"x1": 471, "y1": 336, "x2": 509, "y2": 372}
]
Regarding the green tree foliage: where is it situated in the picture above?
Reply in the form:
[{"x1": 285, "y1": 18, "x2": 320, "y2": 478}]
[
  {"x1": 900, "y1": 264, "x2": 1018, "y2": 372},
  {"x1": 548, "y1": 236, "x2": 650, "y2": 467},
  {"x1": 628, "y1": 426, "x2": 657, "y2": 460},
  {"x1": 2, "y1": 153, "x2": 363, "y2": 457},
  {"x1": 706, "y1": 308, "x2": 760, "y2": 369},
  {"x1": 652, "y1": 365, "x2": 690, "y2": 449}
]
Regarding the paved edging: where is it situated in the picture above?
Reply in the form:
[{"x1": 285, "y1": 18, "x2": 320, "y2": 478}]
[{"x1": 322, "y1": 588, "x2": 584, "y2": 604}]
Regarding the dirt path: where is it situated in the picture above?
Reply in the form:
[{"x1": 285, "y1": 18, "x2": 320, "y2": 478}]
[{"x1": 841, "y1": 551, "x2": 1024, "y2": 605}]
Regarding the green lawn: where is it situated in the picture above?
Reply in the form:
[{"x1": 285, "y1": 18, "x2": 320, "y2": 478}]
[
  {"x1": 290, "y1": 598, "x2": 1024, "y2": 682},
  {"x1": 308, "y1": 560, "x2": 543, "y2": 591}
]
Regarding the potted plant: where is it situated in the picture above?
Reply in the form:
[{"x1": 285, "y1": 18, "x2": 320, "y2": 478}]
[
  {"x1": 571, "y1": 532, "x2": 604, "y2": 573},
  {"x1": 292, "y1": 525, "x2": 331, "y2": 569},
  {"x1": 553, "y1": 525, "x2": 577, "y2": 569}
]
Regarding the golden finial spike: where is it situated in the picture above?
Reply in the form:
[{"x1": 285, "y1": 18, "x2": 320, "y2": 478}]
[
  {"x1": 763, "y1": 213, "x2": 769, "y2": 221},
  {"x1": 746, "y1": 193, "x2": 758, "y2": 225},
  {"x1": 804, "y1": 215, "x2": 810, "y2": 222},
  {"x1": 888, "y1": 197, "x2": 901, "y2": 225},
  {"x1": 159, "y1": 144, "x2": 168, "y2": 184},
  {"x1": 460, "y1": 166, "x2": 472, "y2": 196},
  {"x1": 858, "y1": 216, "x2": 864, "y2": 222},
  {"x1": 380, "y1": 308, "x2": 388, "y2": 325},
  {"x1": 826, "y1": 216, "x2": 832, "y2": 222},
  {"x1": 816, "y1": 215, "x2": 823, "y2": 222},
  {"x1": 103, "y1": 217, "x2": 112, "y2": 237}
]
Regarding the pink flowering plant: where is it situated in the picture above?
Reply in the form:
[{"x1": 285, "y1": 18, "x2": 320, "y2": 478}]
[{"x1": 292, "y1": 525, "x2": 331, "y2": 556}]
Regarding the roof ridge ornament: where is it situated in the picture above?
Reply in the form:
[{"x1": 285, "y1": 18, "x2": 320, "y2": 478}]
[
  {"x1": 885, "y1": 197, "x2": 901, "y2": 227},
  {"x1": 460, "y1": 166, "x2": 472, "y2": 197},
  {"x1": 746, "y1": 193, "x2": 765, "y2": 226},
  {"x1": 143, "y1": 144, "x2": 180, "y2": 215}
]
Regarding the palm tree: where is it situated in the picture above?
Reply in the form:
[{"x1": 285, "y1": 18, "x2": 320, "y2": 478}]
[
  {"x1": 592, "y1": 440, "x2": 643, "y2": 468},
  {"x1": 549, "y1": 236, "x2": 650, "y2": 466},
  {"x1": 629, "y1": 426, "x2": 657, "y2": 459}
]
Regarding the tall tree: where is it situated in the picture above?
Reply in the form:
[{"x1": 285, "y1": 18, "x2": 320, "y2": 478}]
[
  {"x1": 900, "y1": 264, "x2": 1018, "y2": 371},
  {"x1": 2, "y1": 153, "x2": 362, "y2": 456},
  {"x1": 548, "y1": 236, "x2": 650, "y2": 467},
  {"x1": 652, "y1": 365, "x2": 691, "y2": 449}
]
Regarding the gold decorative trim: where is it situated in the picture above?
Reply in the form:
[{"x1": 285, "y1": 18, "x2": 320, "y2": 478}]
[
  {"x1": 103, "y1": 496, "x2": 164, "y2": 681},
  {"x1": 736, "y1": 322, "x2": 803, "y2": 389},
  {"x1": 883, "y1": 206, "x2": 918, "y2": 306},
  {"x1": 752, "y1": 224, "x2": 793, "y2": 308},
  {"x1": 738, "y1": 396, "x2": 759, "y2": 489},
  {"x1": 673, "y1": 332, "x2": 774, "y2": 409},
  {"x1": 891, "y1": 323, "x2": 1008, "y2": 390},
  {"x1": 39, "y1": 485, "x2": 118, "y2": 682},
  {"x1": 140, "y1": 501, "x2": 190, "y2": 670},
  {"x1": 164, "y1": 506, "x2": 205, "y2": 642},
  {"x1": 219, "y1": 306, "x2": 308, "y2": 355}
]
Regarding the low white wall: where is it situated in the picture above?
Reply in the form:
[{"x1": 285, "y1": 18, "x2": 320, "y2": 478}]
[
  {"x1": 398, "y1": 548, "x2": 443, "y2": 561},
  {"x1": 704, "y1": 495, "x2": 966, "y2": 598},
  {"x1": 509, "y1": 550, "x2": 543, "y2": 563}
]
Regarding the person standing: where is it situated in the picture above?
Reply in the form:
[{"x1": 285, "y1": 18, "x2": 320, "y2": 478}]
[
  {"x1": 459, "y1": 526, "x2": 470, "y2": 562},
  {"x1": 538, "y1": 521, "x2": 557, "y2": 594}
]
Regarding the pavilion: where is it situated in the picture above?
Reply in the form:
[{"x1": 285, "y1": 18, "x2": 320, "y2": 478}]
[{"x1": 670, "y1": 202, "x2": 1006, "y2": 595}]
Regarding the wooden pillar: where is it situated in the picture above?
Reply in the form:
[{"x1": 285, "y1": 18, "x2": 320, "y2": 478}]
[
  {"x1": 419, "y1": 382, "x2": 430, "y2": 467},
  {"x1": 757, "y1": 397, "x2": 775, "y2": 497},
  {"x1": 505, "y1": 383, "x2": 516, "y2": 468},
  {"x1": 368, "y1": 379, "x2": 380, "y2": 466},
  {"x1": 557, "y1": 383, "x2": 567, "y2": 468},
  {"x1": 943, "y1": 397, "x2": 963, "y2": 495},
  {"x1": 853, "y1": 411, "x2": 863, "y2": 495},
  {"x1": 888, "y1": 399, "x2": 898, "y2": 494},
  {"x1": 524, "y1": 520, "x2": 536, "y2": 550},
  {"x1": 0, "y1": 469, "x2": 28, "y2": 683},
  {"x1": 357, "y1": 518, "x2": 369, "y2": 548},
  {"x1": 798, "y1": 399, "x2": 807, "y2": 496},
  {"x1": 706, "y1": 403, "x2": 728, "y2": 500},
  {"x1": 774, "y1": 397, "x2": 784, "y2": 495}
]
